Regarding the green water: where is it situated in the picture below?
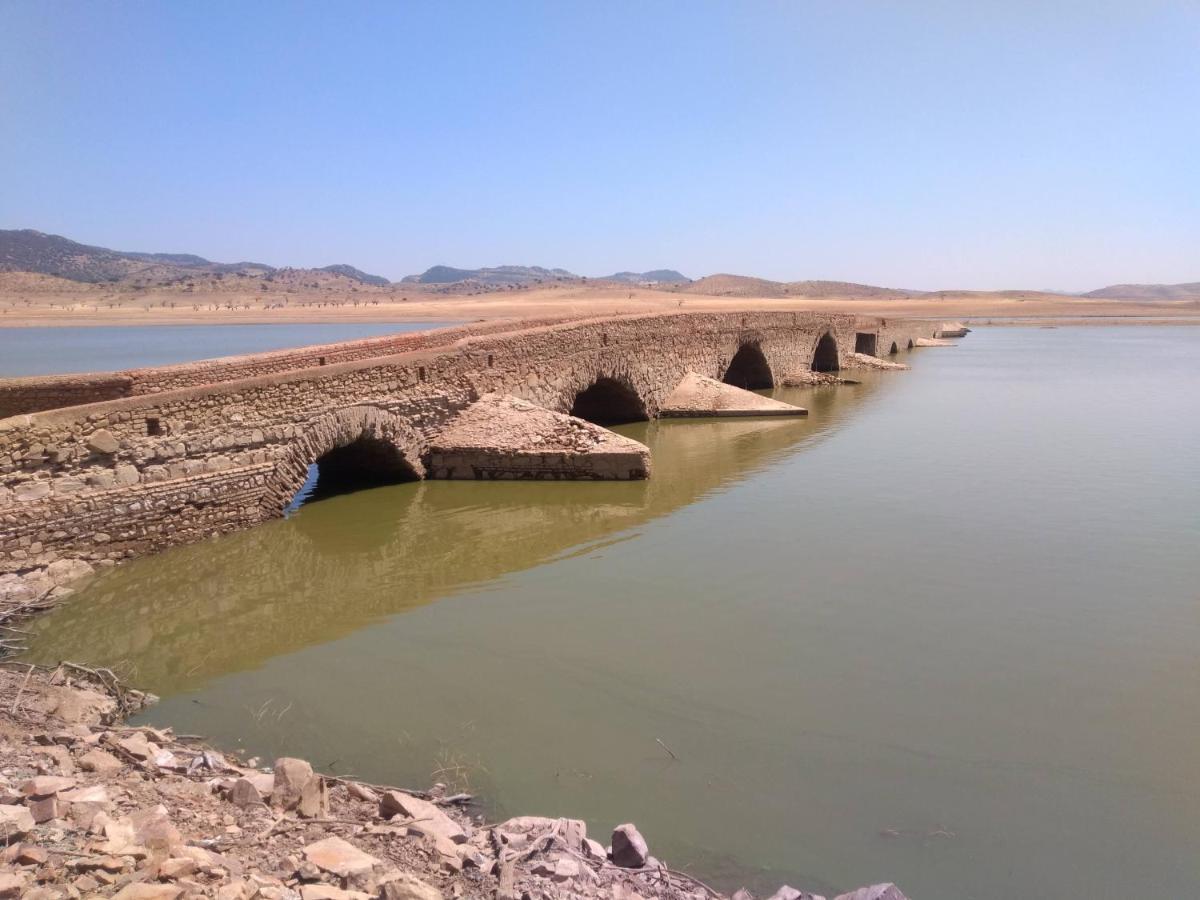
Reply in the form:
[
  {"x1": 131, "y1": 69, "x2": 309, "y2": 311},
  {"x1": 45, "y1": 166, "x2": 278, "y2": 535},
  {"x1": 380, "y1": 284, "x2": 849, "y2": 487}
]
[{"x1": 26, "y1": 328, "x2": 1200, "y2": 899}]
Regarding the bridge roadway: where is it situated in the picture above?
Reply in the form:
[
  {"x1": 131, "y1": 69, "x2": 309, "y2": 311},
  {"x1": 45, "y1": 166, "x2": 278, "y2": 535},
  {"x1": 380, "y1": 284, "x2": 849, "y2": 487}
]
[{"x1": 0, "y1": 311, "x2": 940, "y2": 581}]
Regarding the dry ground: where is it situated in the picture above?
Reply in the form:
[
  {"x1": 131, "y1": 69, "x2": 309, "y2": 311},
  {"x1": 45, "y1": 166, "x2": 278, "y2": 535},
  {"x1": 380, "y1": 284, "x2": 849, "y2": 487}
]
[{"x1": 1, "y1": 275, "x2": 1196, "y2": 328}]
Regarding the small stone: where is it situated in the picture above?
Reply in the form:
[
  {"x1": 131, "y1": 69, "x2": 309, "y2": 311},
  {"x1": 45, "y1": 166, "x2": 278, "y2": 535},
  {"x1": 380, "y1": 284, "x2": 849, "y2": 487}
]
[
  {"x1": 610, "y1": 823, "x2": 649, "y2": 868},
  {"x1": 302, "y1": 836, "x2": 381, "y2": 878},
  {"x1": 582, "y1": 838, "x2": 606, "y2": 861}
]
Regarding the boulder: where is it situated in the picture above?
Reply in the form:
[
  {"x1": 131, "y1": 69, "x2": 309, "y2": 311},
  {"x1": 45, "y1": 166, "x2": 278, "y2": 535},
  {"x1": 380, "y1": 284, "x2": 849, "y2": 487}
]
[
  {"x1": 768, "y1": 887, "x2": 826, "y2": 900},
  {"x1": 46, "y1": 557, "x2": 94, "y2": 587},
  {"x1": 20, "y1": 775, "x2": 76, "y2": 797},
  {"x1": 112, "y1": 886, "x2": 184, "y2": 900},
  {"x1": 228, "y1": 778, "x2": 263, "y2": 809},
  {"x1": 271, "y1": 757, "x2": 327, "y2": 817},
  {"x1": 379, "y1": 791, "x2": 467, "y2": 844},
  {"x1": 27, "y1": 795, "x2": 59, "y2": 823},
  {"x1": 302, "y1": 836, "x2": 381, "y2": 878},
  {"x1": 833, "y1": 886, "x2": 909, "y2": 900},
  {"x1": 79, "y1": 748, "x2": 123, "y2": 774},
  {"x1": 299, "y1": 886, "x2": 372, "y2": 900},
  {"x1": 0, "y1": 804, "x2": 35, "y2": 838},
  {"x1": 0, "y1": 873, "x2": 27, "y2": 899},
  {"x1": 610, "y1": 823, "x2": 649, "y2": 868},
  {"x1": 378, "y1": 873, "x2": 445, "y2": 900},
  {"x1": 86, "y1": 429, "x2": 120, "y2": 455}
]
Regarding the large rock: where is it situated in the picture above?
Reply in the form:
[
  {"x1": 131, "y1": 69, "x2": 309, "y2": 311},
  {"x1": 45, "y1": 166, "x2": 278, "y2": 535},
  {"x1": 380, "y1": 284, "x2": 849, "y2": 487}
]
[
  {"x1": 46, "y1": 557, "x2": 94, "y2": 587},
  {"x1": 302, "y1": 836, "x2": 381, "y2": 878},
  {"x1": 86, "y1": 429, "x2": 120, "y2": 455},
  {"x1": 610, "y1": 823, "x2": 649, "y2": 868},
  {"x1": 111, "y1": 886, "x2": 184, "y2": 900},
  {"x1": 378, "y1": 873, "x2": 445, "y2": 900},
  {"x1": 20, "y1": 775, "x2": 75, "y2": 797},
  {"x1": 0, "y1": 804, "x2": 35, "y2": 837},
  {"x1": 271, "y1": 757, "x2": 327, "y2": 817},
  {"x1": 833, "y1": 885, "x2": 909, "y2": 900},
  {"x1": 768, "y1": 887, "x2": 826, "y2": 900},
  {"x1": 379, "y1": 791, "x2": 467, "y2": 844}
]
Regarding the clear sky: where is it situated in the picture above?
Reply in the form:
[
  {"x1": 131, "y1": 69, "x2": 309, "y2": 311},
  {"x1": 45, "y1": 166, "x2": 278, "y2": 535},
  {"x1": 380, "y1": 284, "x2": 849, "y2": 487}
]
[{"x1": 1, "y1": 1, "x2": 1196, "y2": 290}]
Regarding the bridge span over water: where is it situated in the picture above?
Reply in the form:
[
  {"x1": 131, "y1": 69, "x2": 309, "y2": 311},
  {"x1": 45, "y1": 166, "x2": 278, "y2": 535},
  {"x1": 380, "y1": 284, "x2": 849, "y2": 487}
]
[{"x1": 0, "y1": 311, "x2": 940, "y2": 581}]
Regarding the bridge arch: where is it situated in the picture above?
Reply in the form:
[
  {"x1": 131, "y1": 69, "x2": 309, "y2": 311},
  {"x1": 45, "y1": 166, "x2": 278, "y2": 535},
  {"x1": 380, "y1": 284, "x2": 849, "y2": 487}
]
[
  {"x1": 889, "y1": 341, "x2": 899, "y2": 355},
  {"x1": 721, "y1": 342, "x2": 773, "y2": 390},
  {"x1": 811, "y1": 332, "x2": 840, "y2": 373},
  {"x1": 264, "y1": 406, "x2": 425, "y2": 514},
  {"x1": 568, "y1": 375, "x2": 649, "y2": 426}
]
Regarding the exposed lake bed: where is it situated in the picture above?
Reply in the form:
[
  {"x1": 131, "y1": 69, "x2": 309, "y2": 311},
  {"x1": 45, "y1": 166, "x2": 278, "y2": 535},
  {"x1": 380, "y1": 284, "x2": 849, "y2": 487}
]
[{"x1": 18, "y1": 325, "x2": 1200, "y2": 899}]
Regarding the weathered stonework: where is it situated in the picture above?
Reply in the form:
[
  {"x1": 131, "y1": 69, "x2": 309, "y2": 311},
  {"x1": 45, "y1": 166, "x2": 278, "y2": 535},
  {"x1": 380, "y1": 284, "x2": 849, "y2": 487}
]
[
  {"x1": 0, "y1": 311, "x2": 940, "y2": 577},
  {"x1": 427, "y1": 394, "x2": 651, "y2": 480},
  {"x1": 660, "y1": 372, "x2": 807, "y2": 417}
]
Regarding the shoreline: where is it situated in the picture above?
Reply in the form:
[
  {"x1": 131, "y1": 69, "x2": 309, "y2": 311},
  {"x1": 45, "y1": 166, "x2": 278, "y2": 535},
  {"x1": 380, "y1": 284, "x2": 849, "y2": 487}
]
[{"x1": 0, "y1": 660, "x2": 905, "y2": 900}]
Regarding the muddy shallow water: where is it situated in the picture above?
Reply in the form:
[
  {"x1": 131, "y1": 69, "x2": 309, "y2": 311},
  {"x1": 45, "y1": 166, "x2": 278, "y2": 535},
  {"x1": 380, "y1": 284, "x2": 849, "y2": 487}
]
[{"x1": 25, "y1": 327, "x2": 1200, "y2": 899}]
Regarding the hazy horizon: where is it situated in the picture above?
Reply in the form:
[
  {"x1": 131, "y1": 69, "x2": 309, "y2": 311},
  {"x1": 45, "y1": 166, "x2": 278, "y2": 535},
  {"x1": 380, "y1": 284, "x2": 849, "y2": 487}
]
[{"x1": 2, "y1": 1, "x2": 1196, "y2": 291}]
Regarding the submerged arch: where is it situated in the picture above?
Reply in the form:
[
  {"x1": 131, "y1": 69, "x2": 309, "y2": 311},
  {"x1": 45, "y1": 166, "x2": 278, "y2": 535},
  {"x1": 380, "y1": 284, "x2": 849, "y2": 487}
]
[
  {"x1": 722, "y1": 343, "x2": 774, "y2": 390},
  {"x1": 569, "y1": 376, "x2": 648, "y2": 426},
  {"x1": 266, "y1": 406, "x2": 424, "y2": 514},
  {"x1": 811, "y1": 332, "x2": 840, "y2": 373}
]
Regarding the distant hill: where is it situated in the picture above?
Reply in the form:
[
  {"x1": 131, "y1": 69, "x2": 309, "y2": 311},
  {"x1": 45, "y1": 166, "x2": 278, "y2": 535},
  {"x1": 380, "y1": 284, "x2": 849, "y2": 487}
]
[
  {"x1": 318, "y1": 264, "x2": 390, "y2": 286},
  {"x1": 1083, "y1": 282, "x2": 1200, "y2": 301},
  {"x1": 602, "y1": 270, "x2": 689, "y2": 284},
  {"x1": 683, "y1": 274, "x2": 922, "y2": 299},
  {"x1": 403, "y1": 265, "x2": 578, "y2": 286},
  {"x1": 0, "y1": 229, "x2": 390, "y2": 287}
]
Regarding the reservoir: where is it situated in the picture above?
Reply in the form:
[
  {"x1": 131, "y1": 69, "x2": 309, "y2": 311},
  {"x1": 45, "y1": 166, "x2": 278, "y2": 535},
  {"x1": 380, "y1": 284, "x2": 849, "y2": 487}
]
[
  {"x1": 23, "y1": 327, "x2": 1200, "y2": 899},
  {"x1": 0, "y1": 322, "x2": 458, "y2": 376}
]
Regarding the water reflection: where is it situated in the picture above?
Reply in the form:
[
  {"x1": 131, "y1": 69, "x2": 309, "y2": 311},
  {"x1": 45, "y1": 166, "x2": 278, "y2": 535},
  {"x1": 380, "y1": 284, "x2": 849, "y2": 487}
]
[{"x1": 28, "y1": 378, "x2": 885, "y2": 693}]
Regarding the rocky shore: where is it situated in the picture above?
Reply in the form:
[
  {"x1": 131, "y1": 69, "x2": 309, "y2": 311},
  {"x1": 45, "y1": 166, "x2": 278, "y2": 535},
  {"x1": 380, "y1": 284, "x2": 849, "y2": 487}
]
[{"x1": 0, "y1": 663, "x2": 910, "y2": 900}]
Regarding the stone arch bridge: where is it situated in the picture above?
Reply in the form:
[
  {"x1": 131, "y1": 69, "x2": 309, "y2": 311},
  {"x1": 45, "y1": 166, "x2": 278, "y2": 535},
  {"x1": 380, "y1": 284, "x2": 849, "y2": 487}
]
[{"x1": 0, "y1": 311, "x2": 940, "y2": 582}]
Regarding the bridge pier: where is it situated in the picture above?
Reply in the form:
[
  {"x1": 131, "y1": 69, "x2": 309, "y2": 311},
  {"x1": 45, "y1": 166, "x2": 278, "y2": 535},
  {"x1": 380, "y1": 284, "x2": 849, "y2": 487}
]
[
  {"x1": 427, "y1": 394, "x2": 650, "y2": 480},
  {"x1": 660, "y1": 372, "x2": 806, "y2": 418}
]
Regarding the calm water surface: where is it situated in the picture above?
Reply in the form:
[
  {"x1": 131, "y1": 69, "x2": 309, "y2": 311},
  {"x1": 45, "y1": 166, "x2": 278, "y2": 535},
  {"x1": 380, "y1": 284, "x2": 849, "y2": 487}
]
[
  {"x1": 0, "y1": 322, "x2": 459, "y2": 376},
  {"x1": 26, "y1": 328, "x2": 1200, "y2": 899}
]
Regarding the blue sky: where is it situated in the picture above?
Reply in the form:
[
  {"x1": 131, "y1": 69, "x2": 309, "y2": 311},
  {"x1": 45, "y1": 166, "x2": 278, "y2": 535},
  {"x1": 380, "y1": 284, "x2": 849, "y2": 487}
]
[{"x1": 1, "y1": 1, "x2": 1196, "y2": 290}]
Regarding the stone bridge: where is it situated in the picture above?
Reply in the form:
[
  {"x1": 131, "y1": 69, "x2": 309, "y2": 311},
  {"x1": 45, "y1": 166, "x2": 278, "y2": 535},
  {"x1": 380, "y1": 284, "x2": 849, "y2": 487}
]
[{"x1": 0, "y1": 311, "x2": 941, "y2": 584}]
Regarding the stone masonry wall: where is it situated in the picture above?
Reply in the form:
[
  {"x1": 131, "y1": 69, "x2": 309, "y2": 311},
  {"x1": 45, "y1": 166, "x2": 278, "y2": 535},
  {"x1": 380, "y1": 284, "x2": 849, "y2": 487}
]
[
  {"x1": 0, "y1": 317, "x2": 569, "y2": 418},
  {"x1": 0, "y1": 311, "x2": 938, "y2": 576}
]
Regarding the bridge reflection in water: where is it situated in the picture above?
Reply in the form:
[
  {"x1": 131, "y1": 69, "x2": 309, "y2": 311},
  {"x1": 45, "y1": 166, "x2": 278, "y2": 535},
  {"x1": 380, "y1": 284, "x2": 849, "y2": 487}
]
[{"x1": 26, "y1": 377, "x2": 886, "y2": 692}]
